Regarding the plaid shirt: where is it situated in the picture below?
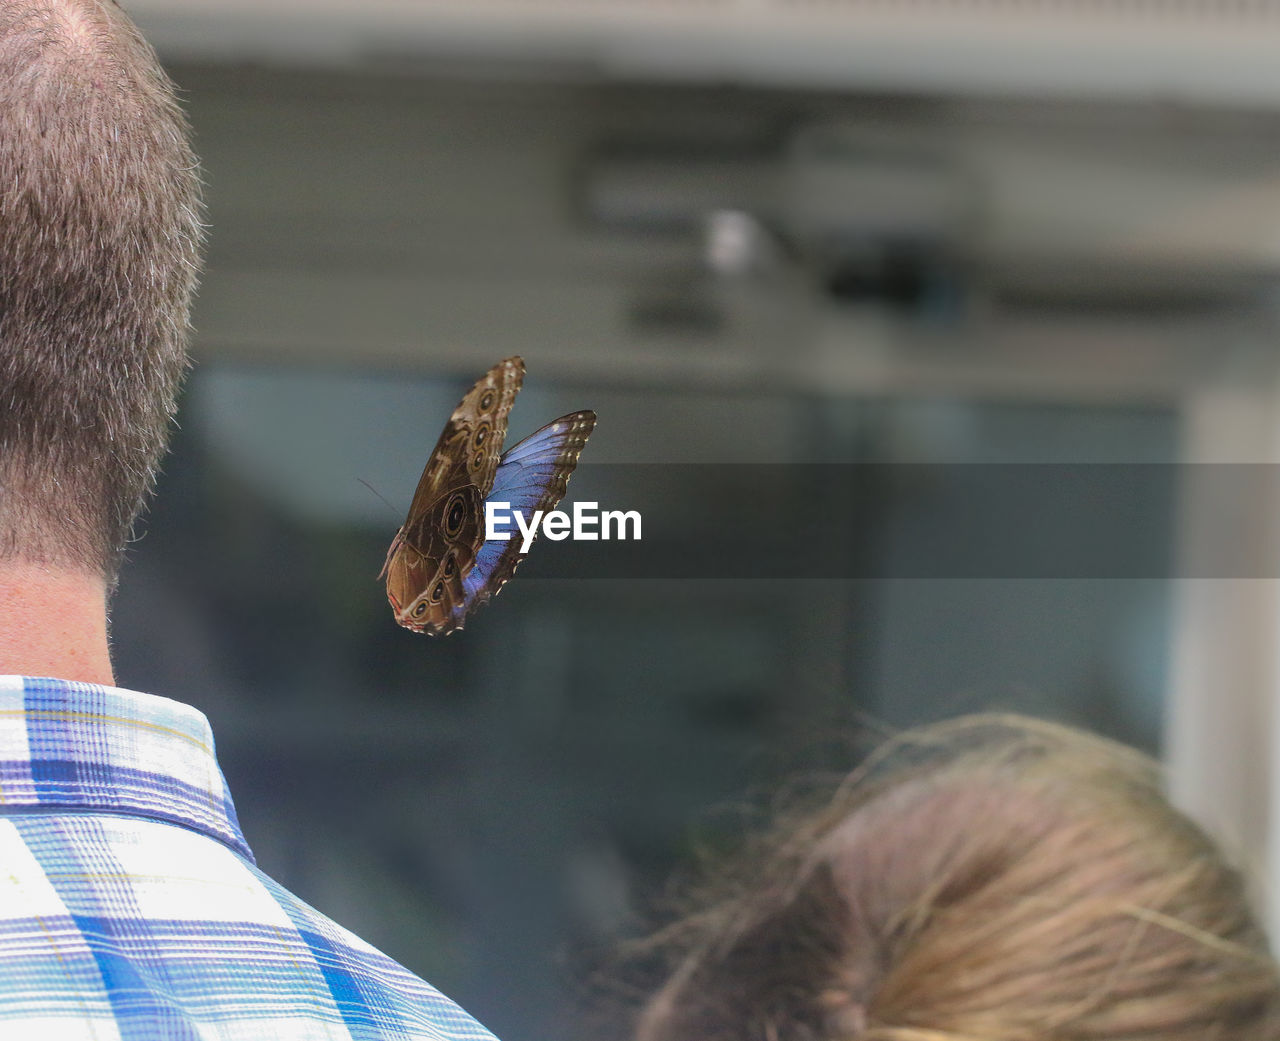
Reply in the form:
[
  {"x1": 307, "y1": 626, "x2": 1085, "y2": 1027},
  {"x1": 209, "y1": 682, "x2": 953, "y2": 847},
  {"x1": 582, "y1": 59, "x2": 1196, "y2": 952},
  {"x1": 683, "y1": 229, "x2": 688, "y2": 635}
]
[{"x1": 0, "y1": 675, "x2": 500, "y2": 1041}]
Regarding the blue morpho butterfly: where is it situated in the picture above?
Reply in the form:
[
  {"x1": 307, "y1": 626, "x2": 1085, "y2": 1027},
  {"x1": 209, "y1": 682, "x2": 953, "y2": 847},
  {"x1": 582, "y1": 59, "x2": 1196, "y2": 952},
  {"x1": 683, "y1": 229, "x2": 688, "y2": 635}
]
[{"x1": 381, "y1": 356, "x2": 596, "y2": 635}]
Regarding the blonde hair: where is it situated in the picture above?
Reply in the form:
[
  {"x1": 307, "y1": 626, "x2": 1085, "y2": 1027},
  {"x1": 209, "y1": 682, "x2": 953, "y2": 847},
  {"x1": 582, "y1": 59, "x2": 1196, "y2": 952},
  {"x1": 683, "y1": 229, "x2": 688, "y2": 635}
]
[{"x1": 631, "y1": 715, "x2": 1280, "y2": 1041}]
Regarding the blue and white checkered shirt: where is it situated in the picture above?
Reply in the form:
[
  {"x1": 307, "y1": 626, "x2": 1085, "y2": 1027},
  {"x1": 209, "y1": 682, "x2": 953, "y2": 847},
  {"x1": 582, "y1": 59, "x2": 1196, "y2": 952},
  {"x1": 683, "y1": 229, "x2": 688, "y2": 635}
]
[{"x1": 0, "y1": 675, "x2": 500, "y2": 1041}]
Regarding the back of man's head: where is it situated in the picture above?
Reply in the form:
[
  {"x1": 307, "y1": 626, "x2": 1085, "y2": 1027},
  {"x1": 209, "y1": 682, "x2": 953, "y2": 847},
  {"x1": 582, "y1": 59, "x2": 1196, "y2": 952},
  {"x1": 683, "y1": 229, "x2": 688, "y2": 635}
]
[{"x1": 0, "y1": 0, "x2": 202, "y2": 579}]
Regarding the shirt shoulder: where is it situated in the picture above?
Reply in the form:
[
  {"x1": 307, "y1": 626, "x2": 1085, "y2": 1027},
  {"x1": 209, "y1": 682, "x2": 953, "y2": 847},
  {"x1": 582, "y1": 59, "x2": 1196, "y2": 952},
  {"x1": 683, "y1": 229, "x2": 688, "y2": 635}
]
[{"x1": 0, "y1": 813, "x2": 499, "y2": 1041}]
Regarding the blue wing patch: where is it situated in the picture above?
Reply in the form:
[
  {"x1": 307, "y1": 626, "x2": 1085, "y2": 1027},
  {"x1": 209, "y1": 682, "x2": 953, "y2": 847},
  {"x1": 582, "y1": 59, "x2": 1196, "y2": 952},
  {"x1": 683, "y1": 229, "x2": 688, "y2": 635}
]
[{"x1": 448, "y1": 410, "x2": 596, "y2": 627}]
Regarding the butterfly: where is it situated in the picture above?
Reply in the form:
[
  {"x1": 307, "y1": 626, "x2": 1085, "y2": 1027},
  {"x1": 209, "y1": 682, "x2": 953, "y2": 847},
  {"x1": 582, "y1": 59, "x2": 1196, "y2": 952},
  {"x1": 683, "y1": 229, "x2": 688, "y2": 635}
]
[{"x1": 381, "y1": 356, "x2": 596, "y2": 635}]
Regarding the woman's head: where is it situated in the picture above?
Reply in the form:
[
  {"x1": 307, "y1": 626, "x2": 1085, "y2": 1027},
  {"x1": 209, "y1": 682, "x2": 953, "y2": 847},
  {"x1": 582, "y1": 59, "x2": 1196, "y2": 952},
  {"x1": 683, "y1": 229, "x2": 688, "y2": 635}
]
[{"x1": 633, "y1": 715, "x2": 1280, "y2": 1041}]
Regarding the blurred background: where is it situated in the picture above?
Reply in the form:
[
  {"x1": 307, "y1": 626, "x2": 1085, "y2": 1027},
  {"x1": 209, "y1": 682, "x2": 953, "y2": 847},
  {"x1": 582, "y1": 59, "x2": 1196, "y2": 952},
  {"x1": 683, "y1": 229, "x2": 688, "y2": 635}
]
[{"x1": 108, "y1": 2, "x2": 1280, "y2": 1039}]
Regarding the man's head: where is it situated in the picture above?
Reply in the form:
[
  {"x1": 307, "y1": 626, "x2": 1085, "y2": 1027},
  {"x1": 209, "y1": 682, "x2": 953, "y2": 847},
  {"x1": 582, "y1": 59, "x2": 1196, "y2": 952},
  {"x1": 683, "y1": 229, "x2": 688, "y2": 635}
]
[{"x1": 0, "y1": 0, "x2": 202, "y2": 581}]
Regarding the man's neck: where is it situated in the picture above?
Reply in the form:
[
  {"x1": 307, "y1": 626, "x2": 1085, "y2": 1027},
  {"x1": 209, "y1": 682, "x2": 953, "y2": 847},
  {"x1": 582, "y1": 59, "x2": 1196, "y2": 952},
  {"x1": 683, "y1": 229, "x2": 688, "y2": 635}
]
[{"x1": 0, "y1": 562, "x2": 113, "y2": 685}]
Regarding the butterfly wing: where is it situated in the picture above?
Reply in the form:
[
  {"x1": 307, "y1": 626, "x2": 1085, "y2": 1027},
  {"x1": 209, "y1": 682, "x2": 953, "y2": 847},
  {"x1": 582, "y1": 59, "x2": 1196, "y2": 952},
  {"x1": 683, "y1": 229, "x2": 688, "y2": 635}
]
[
  {"x1": 384, "y1": 357, "x2": 524, "y2": 632},
  {"x1": 402, "y1": 356, "x2": 523, "y2": 537},
  {"x1": 442, "y1": 409, "x2": 597, "y2": 632}
]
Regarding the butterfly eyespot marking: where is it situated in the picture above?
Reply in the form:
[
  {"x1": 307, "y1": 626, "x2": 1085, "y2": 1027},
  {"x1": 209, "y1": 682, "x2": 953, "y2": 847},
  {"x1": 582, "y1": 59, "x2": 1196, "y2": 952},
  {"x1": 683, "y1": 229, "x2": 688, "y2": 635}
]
[
  {"x1": 444, "y1": 554, "x2": 457, "y2": 578},
  {"x1": 471, "y1": 451, "x2": 485, "y2": 472},
  {"x1": 445, "y1": 494, "x2": 466, "y2": 537},
  {"x1": 473, "y1": 421, "x2": 491, "y2": 449},
  {"x1": 480, "y1": 390, "x2": 495, "y2": 411},
  {"x1": 430, "y1": 580, "x2": 446, "y2": 603},
  {"x1": 413, "y1": 601, "x2": 429, "y2": 618}
]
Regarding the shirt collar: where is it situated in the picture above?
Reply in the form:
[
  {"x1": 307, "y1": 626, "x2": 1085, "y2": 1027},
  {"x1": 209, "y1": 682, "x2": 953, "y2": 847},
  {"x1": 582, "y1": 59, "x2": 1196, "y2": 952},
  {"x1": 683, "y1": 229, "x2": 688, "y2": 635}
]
[{"x1": 0, "y1": 675, "x2": 252, "y2": 861}]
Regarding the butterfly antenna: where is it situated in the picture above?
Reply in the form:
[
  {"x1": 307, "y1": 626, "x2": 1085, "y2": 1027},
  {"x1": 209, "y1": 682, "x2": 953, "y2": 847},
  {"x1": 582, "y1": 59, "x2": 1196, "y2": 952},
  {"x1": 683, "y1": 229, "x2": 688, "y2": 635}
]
[{"x1": 357, "y1": 477, "x2": 399, "y2": 516}]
